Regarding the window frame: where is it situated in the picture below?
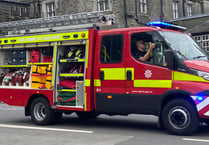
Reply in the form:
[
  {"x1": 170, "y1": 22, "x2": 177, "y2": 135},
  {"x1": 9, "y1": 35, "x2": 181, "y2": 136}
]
[
  {"x1": 46, "y1": 2, "x2": 55, "y2": 17},
  {"x1": 194, "y1": 34, "x2": 209, "y2": 53},
  {"x1": 100, "y1": 34, "x2": 124, "y2": 64},
  {"x1": 20, "y1": 7, "x2": 25, "y2": 17},
  {"x1": 97, "y1": 0, "x2": 110, "y2": 12},
  {"x1": 139, "y1": 0, "x2": 148, "y2": 14},
  {"x1": 130, "y1": 31, "x2": 170, "y2": 68},
  {"x1": 10, "y1": 5, "x2": 13, "y2": 16},
  {"x1": 13, "y1": 5, "x2": 17, "y2": 11},
  {"x1": 173, "y1": 1, "x2": 179, "y2": 19},
  {"x1": 187, "y1": 4, "x2": 192, "y2": 16},
  {"x1": 24, "y1": 7, "x2": 27, "y2": 13},
  {"x1": 19, "y1": 7, "x2": 22, "y2": 16}
]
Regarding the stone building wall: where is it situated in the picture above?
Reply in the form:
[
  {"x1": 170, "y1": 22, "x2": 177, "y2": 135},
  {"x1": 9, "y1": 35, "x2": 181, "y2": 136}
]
[
  {"x1": 203, "y1": 0, "x2": 209, "y2": 13},
  {"x1": 37, "y1": 0, "x2": 208, "y2": 29},
  {"x1": 163, "y1": 0, "x2": 204, "y2": 21},
  {"x1": 1, "y1": 0, "x2": 209, "y2": 31},
  {"x1": 0, "y1": 0, "x2": 29, "y2": 22}
]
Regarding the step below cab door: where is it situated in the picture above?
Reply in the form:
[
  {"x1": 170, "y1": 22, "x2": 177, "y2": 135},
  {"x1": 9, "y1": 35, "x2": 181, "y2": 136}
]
[{"x1": 94, "y1": 31, "x2": 127, "y2": 113}]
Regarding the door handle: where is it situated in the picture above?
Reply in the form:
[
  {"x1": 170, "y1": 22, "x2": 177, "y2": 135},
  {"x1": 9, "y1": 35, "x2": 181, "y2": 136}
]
[
  {"x1": 99, "y1": 71, "x2": 104, "y2": 81},
  {"x1": 127, "y1": 70, "x2": 132, "y2": 81}
]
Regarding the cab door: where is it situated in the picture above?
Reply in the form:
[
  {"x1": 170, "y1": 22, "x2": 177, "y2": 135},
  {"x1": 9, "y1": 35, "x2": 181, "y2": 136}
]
[
  {"x1": 125, "y1": 30, "x2": 173, "y2": 114},
  {"x1": 94, "y1": 31, "x2": 127, "y2": 113}
]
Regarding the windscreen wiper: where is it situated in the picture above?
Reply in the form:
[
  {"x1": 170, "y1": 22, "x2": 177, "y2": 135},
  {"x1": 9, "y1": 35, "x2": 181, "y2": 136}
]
[{"x1": 193, "y1": 56, "x2": 207, "y2": 60}]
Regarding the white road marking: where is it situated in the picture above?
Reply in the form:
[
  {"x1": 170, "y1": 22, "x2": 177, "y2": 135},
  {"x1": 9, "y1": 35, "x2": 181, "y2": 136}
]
[
  {"x1": 182, "y1": 138, "x2": 209, "y2": 143},
  {"x1": 0, "y1": 124, "x2": 93, "y2": 134},
  {"x1": 0, "y1": 107, "x2": 24, "y2": 111}
]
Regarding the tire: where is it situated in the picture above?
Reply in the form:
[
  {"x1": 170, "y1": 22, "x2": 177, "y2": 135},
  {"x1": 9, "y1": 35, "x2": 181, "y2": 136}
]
[
  {"x1": 162, "y1": 98, "x2": 199, "y2": 135},
  {"x1": 76, "y1": 111, "x2": 99, "y2": 119},
  {"x1": 30, "y1": 97, "x2": 55, "y2": 125}
]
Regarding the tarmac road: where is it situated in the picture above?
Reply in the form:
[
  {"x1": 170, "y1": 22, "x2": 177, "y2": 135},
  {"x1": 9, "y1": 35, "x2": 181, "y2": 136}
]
[{"x1": 0, "y1": 103, "x2": 209, "y2": 145}]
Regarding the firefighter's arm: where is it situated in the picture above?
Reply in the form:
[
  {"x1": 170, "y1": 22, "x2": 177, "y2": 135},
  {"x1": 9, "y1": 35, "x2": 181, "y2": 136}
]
[{"x1": 139, "y1": 43, "x2": 155, "y2": 61}]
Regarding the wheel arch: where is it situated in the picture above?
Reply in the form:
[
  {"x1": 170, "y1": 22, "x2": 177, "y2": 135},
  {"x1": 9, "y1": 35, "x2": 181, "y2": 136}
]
[
  {"x1": 25, "y1": 94, "x2": 50, "y2": 116},
  {"x1": 158, "y1": 90, "x2": 197, "y2": 116}
]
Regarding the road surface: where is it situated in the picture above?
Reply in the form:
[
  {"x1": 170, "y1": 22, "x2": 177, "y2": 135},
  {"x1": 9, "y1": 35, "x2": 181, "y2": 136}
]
[{"x1": 0, "y1": 103, "x2": 209, "y2": 145}]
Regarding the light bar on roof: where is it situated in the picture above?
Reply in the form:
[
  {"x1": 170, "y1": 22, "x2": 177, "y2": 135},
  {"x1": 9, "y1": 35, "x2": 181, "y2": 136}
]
[
  {"x1": 147, "y1": 21, "x2": 172, "y2": 26},
  {"x1": 147, "y1": 21, "x2": 187, "y2": 31}
]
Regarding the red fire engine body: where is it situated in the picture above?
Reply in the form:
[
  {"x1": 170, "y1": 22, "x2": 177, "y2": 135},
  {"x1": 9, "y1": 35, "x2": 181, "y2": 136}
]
[{"x1": 0, "y1": 21, "x2": 209, "y2": 135}]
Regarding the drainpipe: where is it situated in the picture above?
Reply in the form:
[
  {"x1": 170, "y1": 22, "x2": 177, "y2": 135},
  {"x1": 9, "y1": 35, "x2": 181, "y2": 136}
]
[
  {"x1": 134, "y1": 0, "x2": 147, "y2": 26},
  {"x1": 135, "y1": 0, "x2": 139, "y2": 22},
  {"x1": 123, "y1": 0, "x2": 128, "y2": 27},
  {"x1": 201, "y1": 0, "x2": 204, "y2": 14},
  {"x1": 33, "y1": 0, "x2": 36, "y2": 18},
  {"x1": 160, "y1": 0, "x2": 165, "y2": 21},
  {"x1": 183, "y1": 0, "x2": 186, "y2": 17},
  {"x1": 37, "y1": 0, "x2": 41, "y2": 18}
]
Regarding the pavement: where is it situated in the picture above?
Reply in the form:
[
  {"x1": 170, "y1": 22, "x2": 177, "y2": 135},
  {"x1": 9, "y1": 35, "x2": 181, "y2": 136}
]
[{"x1": 0, "y1": 103, "x2": 209, "y2": 145}]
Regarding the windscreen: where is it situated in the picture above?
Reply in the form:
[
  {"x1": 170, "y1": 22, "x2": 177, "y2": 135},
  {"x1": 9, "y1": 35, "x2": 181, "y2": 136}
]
[{"x1": 160, "y1": 31, "x2": 209, "y2": 61}]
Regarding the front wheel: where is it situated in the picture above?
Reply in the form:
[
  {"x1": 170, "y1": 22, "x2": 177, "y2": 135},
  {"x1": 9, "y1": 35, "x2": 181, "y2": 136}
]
[
  {"x1": 30, "y1": 97, "x2": 55, "y2": 125},
  {"x1": 162, "y1": 98, "x2": 199, "y2": 135}
]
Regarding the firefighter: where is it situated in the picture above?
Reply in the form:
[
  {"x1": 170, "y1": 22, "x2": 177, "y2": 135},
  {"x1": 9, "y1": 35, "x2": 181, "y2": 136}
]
[{"x1": 135, "y1": 40, "x2": 155, "y2": 62}]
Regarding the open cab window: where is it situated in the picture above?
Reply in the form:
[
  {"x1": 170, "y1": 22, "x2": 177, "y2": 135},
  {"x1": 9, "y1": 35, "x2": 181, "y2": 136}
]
[{"x1": 131, "y1": 31, "x2": 169, "y2": 67}]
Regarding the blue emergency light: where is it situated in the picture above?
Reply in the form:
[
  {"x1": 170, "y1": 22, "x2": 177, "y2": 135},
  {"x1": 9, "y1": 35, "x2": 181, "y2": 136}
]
[
  {"x1": 197, "y1": 96, "x2": 204, "y2": 101},
  {"x1": 147, "y1": 21, "x2": 187, "y2": 31},
  {"x1": 147, "y1": 21, "x2": 172, "y2": 27}
]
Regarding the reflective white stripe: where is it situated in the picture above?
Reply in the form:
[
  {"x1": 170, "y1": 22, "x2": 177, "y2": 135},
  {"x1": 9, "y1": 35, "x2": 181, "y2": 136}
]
[
  {"x1": 197, "y1": 97, "x2": 209, "y2": 111},
  {"x1": 204, "y1": 111, "x2": 209, "y2": 116},
  {"x1": 191, "y1": 96, "x2": 197, "y2": 100}
]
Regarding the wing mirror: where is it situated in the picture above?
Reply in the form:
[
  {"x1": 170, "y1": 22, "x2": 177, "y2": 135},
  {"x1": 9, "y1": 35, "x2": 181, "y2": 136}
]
[{"x1": 164, "y1": 50, "x2": 174, "y2": 69}]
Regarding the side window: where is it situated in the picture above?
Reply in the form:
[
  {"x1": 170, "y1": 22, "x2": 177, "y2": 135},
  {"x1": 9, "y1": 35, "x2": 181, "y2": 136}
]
[
  {"x1": 131, "y1": 31, "x2": 167, "y2": 66},
  {"x1": 100, "y1": 35, "x2": 123, "y2": 63}
]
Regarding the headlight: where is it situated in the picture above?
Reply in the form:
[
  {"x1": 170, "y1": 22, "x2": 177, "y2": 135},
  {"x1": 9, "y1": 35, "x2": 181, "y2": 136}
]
[{"x1": 197, "y1": 71, "x2": 209, "y2": 81}]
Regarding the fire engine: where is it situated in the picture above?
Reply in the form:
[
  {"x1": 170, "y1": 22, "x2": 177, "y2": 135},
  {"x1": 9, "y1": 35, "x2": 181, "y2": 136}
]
[{"x1": 0, "y1": 12, "x2": 209, "y2": 135}]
